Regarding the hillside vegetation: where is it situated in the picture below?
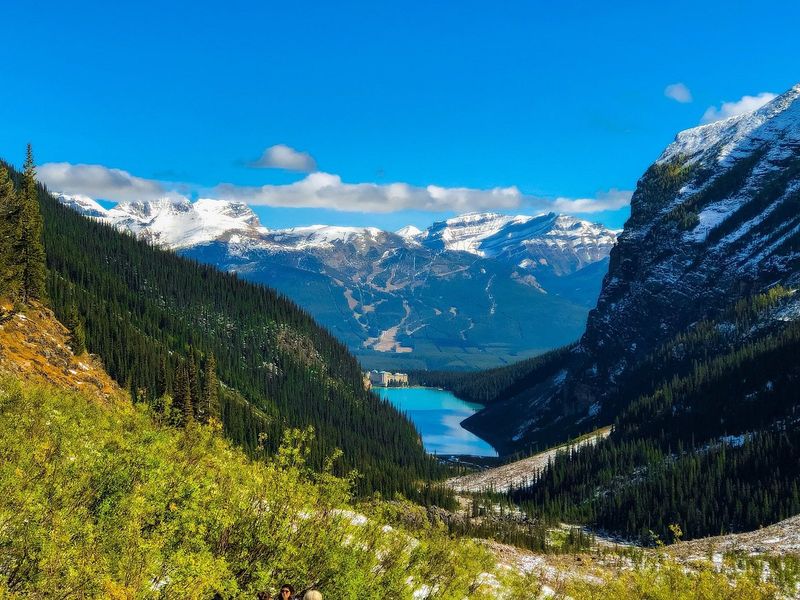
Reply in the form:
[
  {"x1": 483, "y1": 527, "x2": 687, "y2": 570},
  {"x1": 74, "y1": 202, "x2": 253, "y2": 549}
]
[
  {"x1": 1, "y1": 374, "x2": 792, "y2": 599},
  {"x1": 0, "y1": 374, "x2": 520, "y2": 598},
  {"x1": 1, "y1": 157, "x2": 447, "y2": 499},
  {"x1": 512, "y1": 287, "x2": 800, "y2": 542}
]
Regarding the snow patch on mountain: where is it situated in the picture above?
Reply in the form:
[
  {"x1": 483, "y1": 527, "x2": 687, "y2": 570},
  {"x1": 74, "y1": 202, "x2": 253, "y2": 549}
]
[
  {"x1": 54, "y1": 193, "x2": 109, "y2": 218},
  {"x1": 97, "y1": 197, "x2": 267, "y2": 249},
  {"x1": 58, "y1": 195, "x2": 617, "y2": 276},
  {"x1": 421, "y1": 212, "x2": 617, "y2": 275},
  {"x1": 420, "y1": 212, "x2": 532, "y2": 254},
  {"x1": 264, "y1": 225, "x2": 386, "y2": 250},
  {"x1": 396, "y1": 225, "x2": 423, "y2": 239},
  {"x1": 660, "y1": 83, "x2": 800, "y2": 167}
]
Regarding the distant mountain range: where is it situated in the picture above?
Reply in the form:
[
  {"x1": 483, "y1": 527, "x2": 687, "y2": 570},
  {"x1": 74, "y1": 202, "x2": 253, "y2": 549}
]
[{"x1": 58, "y1": 195, "x2": 618, "y2": 370}]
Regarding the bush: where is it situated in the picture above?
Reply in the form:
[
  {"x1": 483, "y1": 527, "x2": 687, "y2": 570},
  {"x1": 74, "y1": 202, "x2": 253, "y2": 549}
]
[{"x1": 0, "y1": 377, "x2": 504, "y2": 598}]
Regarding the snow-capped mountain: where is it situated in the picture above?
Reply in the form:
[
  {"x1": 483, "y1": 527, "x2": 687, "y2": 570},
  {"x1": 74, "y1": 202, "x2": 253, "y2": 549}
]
[
  {"x1": 419, "y1": 212, "x2": 617, "y2": 275},
  {"x1": 395, "y1": 225, "x2": 423, "y2": 239},
  {"x1": 57, "y1": 195, "x2": 617, "y2": 370},
  {"x1": 263, "y1": 225, "x2": 389, "y2": 251},
  {"x1": 465, "y1": 83, "x2": 800, "y2": 452},
  {"x1": 56, "y1": 193, "x2": 109, "y2": 218},
  {"x1": 105, "y1": 197, "x2": 267, "y2": 248}
]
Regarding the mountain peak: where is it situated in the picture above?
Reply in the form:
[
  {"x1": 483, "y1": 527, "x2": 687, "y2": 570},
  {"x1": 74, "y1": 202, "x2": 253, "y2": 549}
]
[
  {"x1": 55, "y1": 193, "x2": 109, "y2": 218},
  {"x1": 395, "y1": 225, "x2": 423, "y2": 238},
  {"x1": 660, "y1": 82, "x2": 800, "y2": 167}
]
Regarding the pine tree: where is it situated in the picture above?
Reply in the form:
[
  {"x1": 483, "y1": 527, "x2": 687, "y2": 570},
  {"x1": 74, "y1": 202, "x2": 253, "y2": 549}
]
[
  {"x1": 65, "y1": 304, "x2": 87, "y2": 355},
  {"x1": 202, "y1": 354, "x2": 219, "y2": 423},
  {"x1": 188, "y1": 347, "x2": 201, "y2": 420},
  {"x1": 0, "y1": 164, "x2": 22, "y2": 300},
  {"x1": 156, "y1": 356, "x2": 169, "y2": 398},
  {"x1": 18, "y1": 145, "x2": 46, "y2": 304},
  {"x1": 174, "y1": 364, "x2": 192, "y2": 427}
]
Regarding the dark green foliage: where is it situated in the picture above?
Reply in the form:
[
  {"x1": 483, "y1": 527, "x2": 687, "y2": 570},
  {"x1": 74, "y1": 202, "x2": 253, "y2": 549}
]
[
  {"x1": 0, "y1": 149, "x2": 47, "y2": 305},
  {"x1": 664, "y1": 148, "x2": 765, "y2": 233},
  {"x1": 511, "y1": 289, "x2": 800, "y2": 542},
  {"x1": 201, "y1": 353, "x2": 220, "y2": 423},
  {"x1": 670, "y1": 206, "x2": 699, "y2": 230},
  {"x1": 174, "y1": 363, "x2": 192, "y2": 426},
  {"x1": 515, "y1": 430, "x2": 800, "y2": 544},
  {"x1": 156, "y1": 355, "x2": 169, "y2": 398},
  {"x1": 0, "y1": 165, "x2": 18, "y2": 298},
  {"x1": 64, "y1": 303, "x2": 87, "y2": 355},
  {"x1": 409, "y1": 344, "x2": 574, "y2": 406},
  {"x1": 626, "y1": 155, "x2": 694, "y2": 229},
  {"x1": 187, "y1": 347, "x2": 201, "y2": 420},
  {"x1": 0, "y1": 160, "x2": 447, "y2": 499},
  {"x1": 17, "y1": 146, "x2": 47, "y2": 303},
  {"x1": 446, "y1": 492, "x2": 594, "y2": 553}
]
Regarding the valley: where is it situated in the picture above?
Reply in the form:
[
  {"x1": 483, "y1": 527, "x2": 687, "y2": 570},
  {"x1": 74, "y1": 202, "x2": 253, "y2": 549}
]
[
  {"x1": 59, "y1": 196, "x2": 617, "y2": 370},
  {"x1": 2, "y1": 2, "x2": 800, "y2": 591}
]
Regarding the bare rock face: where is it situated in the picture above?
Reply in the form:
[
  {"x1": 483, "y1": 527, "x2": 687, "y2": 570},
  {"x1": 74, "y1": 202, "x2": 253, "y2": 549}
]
[{"x1": 467, "y1": 84, "x2": 800, "y2": 454}]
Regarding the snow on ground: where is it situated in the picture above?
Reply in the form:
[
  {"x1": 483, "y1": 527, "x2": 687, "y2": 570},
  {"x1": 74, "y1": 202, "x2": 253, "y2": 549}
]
[
  {"x1": 659, "y1": 84, "x2": 800, "y2": 168},
  {"x1": 669, "y1": 513, "x2": 800, "y2": 559}
]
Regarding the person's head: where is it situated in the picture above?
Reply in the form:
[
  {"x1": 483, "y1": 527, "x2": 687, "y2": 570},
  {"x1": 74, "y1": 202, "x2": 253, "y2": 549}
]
[
  {"x1": 279, "y1": 585, "x2": 295, "y2": 599},
  {"x1": 256, "y1": 592, "x2": 272, "y2": 600},
  {"x1": 303, "y1": 591, "x2": 322, "y2": 600}
]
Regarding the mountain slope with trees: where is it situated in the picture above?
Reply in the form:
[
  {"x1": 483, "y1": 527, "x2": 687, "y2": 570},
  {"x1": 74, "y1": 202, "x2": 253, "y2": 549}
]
[
  {"x1": 1, "y1": 155, "x2": 444, "y2": 499},
  {"x1": 466, "y1": 83, "x2": 800, "y2": 455},
  {"x1": 58, "y1": 197, "x2": 617, "y2": 370},
  {"x1": 439, "y1": 85, "x2": 800, "y2": 543}
]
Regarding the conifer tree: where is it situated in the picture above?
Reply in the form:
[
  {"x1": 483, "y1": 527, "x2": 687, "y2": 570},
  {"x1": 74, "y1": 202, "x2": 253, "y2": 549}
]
[
  {"x1": 18, "y1": 145, "x2": 46, "y2": 303},
  {"x1": 65, "y1": 304, "x2": 87, "y2": 355},
  {"x1": 0, "y1": 165, "x2": 19, "y2": 299},
  {"x1": 188, "y1": 347, "x2": 201, "y2": 419},
  {"x1": 156, "y1": 356, "x2": 169, "y2": 398},
  {"x1": 174, "y1": 364, "x2": 192, "y2": 426},
  {"x1": 202, "y1": 353, "x2": 219, "y2": 423}
]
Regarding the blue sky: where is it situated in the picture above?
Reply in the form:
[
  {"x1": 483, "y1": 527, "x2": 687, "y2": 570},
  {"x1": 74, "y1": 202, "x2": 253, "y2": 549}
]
[{"x1": 1, "y1": 0, "x2": 798, "y2": 231}]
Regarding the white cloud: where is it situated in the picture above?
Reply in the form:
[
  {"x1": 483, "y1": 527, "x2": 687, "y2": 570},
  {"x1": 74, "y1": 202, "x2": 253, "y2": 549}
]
[
  {"x1": 39, "y1": 162, "x2": 188, "y2": 203},
  {"x1": 249, "y1": 144, "x2": 317, "y2": 172},
  {"x1": 664, "y1": 83, "x2": 692, "y2": 103},
  {"x1": 215, "y1": 173, "x2": 631, "y2": 215},
  {"x1": 215, "y1": 172, "x2": 522, "y2": 213},
  {"x1": 40, "y1": 161, "x2": 632, "y2": 216},
  {"x1": 549, "y1": 189, "x2": 633, "y2": 213},
  {"x1": 701, "y1": 92, "x2": 777, "y2": 124}
]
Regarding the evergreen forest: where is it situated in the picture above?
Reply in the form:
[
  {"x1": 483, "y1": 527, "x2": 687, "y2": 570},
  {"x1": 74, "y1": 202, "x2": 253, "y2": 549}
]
[
  {"x1": 508, "y1": 288, "x2": 800, "y2": 542},
  {"x1": 0, "y1": 155, "x2": 447, "y2": 500}
]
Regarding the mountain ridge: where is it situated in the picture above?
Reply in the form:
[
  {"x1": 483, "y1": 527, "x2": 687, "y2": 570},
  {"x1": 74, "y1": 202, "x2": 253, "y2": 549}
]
[
  {"x1": 57, "y1": 196, "x2": 618, "y2": 370},
  {"x1": 464, "y1": 82, "x2": 800, "y2": 453}
]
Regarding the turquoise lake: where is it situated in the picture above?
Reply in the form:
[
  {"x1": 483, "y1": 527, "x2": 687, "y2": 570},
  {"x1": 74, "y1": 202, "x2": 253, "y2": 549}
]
[{"x1": 376, "y1": 387, "x2": 498, "y2": 457}]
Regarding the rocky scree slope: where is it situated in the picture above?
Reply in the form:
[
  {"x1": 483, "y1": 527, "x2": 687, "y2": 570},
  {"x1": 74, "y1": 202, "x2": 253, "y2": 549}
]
[
  {"x1": 0, "y1": 302, "x2": 122, "y2": 402},
  {"x1": 465, "y1": 83, "x2": 800, "y2": 453}
]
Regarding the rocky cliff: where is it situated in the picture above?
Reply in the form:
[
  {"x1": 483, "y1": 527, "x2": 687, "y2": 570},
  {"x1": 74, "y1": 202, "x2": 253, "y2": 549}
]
[{"x1": 466, "y1": 83, "x2": 800, "y2": 453}]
